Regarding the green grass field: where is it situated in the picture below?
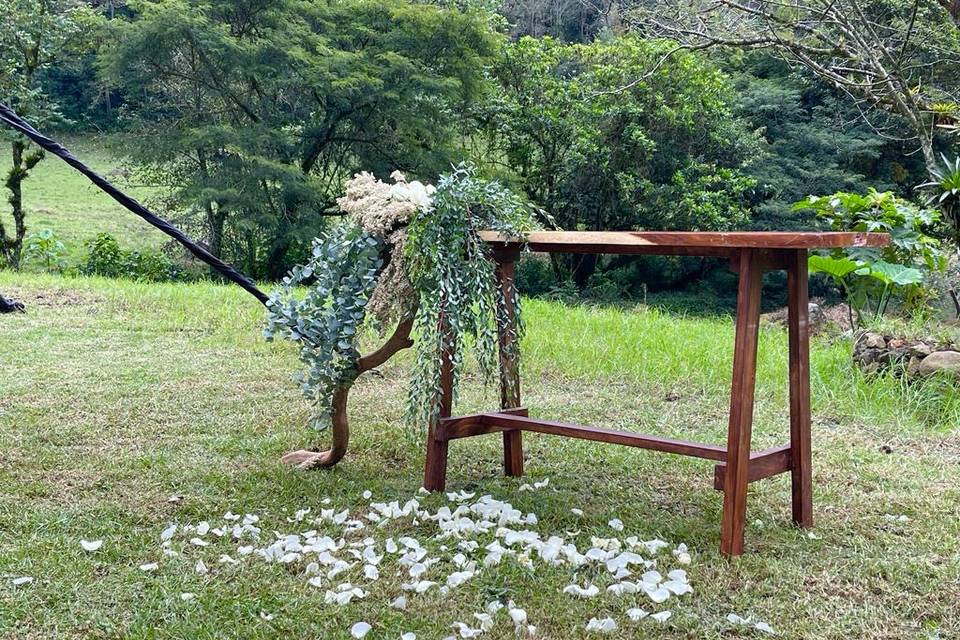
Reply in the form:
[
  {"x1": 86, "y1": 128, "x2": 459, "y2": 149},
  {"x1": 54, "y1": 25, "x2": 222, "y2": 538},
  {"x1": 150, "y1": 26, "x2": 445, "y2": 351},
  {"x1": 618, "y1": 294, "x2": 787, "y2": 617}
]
[
  {"x1": 0, "y1": 137, "x2": 166, "y2": 265},
  {"x1": 2, "y1": 138, "x2": 959, "y2": 638},
  {"x1": 1, "y1": 272, "x2": 958, "y2": 639}
]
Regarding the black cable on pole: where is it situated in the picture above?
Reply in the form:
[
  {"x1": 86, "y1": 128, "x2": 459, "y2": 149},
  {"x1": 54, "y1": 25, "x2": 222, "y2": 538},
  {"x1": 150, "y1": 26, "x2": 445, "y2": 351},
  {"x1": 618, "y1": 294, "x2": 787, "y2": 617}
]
[{"x1": 0, "y1": 103, "x2": 270, "y2": 306}]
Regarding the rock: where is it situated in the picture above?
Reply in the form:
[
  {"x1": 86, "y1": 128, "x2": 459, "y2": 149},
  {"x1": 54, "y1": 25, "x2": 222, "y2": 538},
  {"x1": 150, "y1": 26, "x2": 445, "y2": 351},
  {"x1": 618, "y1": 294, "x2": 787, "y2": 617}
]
[
  {"x1": 808, "y1": 302, "x2": 826, "y2": 333},
  {"x1": 916, "y1": 350, "x2": 960, "y2": 376},
  {"x1": 863, "y1": 332, "x2": 886, "y2": 349},
  {"x1": 907, "y1": 356, "x2": 922, "y2": 377},
  {"x1": 907, "y1": 342, "x2": 933, "y2": 358}
]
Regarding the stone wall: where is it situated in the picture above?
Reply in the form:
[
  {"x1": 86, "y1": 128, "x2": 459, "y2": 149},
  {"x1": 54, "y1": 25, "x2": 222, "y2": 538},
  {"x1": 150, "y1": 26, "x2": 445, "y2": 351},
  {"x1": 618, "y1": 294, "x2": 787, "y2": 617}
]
[{"x1": 853, "y1": 332, "x2": 960, "y2": 377}]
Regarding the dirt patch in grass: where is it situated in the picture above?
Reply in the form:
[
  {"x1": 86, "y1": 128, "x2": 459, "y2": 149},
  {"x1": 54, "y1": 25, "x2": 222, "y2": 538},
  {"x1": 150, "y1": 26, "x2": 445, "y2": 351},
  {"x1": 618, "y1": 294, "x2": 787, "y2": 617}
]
[{"x1": 2, "y1": 286, "x2": 102, "y2": 310}]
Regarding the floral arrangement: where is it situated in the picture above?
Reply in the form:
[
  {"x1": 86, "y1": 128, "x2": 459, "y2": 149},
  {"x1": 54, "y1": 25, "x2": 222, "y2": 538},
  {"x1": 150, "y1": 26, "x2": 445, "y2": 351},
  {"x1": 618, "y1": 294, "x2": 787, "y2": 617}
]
[{"x1": 265, "y1": 164, "x2": 538, "y2": 468}]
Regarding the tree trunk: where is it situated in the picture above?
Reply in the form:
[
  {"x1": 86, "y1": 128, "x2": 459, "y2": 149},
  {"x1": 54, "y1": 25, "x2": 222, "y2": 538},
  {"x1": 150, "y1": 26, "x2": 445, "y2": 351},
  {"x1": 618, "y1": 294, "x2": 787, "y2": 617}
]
[
  {"x1": 281, "y1": 315, "x2": 415, "y2": 469},
  {"x1": 2, "y1": 140, "x2": 42, "y2": 270}
]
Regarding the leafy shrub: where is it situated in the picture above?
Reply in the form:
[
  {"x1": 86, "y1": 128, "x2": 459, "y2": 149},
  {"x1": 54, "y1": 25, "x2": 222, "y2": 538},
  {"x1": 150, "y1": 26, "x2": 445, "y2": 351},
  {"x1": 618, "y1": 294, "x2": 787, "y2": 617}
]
[
  {"x1": 796, "y1": 190, "x2": 946, "y2": 324},
  {"x1": 919, "y1": 154, "x2": 960, "y2": 241},
  {"x1": 80, "y1": 233, "x2": 181, "y2": 282},
  {"x1": 23, "y1": 229, "x2": 66, "y2": 272},
  {"x1": 515, "y1": 255, "x2": 556, "y2": 296}
]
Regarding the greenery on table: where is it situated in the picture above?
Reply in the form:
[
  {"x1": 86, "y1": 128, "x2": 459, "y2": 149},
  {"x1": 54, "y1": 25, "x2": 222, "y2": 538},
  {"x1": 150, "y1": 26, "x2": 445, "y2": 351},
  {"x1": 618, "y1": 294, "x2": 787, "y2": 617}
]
[
  {"x1": 265, "y1": 164, "x2": 538, "y2": 433},
  {"x1": 405, "y1": 164, "x2": 538, "y2": 430}
]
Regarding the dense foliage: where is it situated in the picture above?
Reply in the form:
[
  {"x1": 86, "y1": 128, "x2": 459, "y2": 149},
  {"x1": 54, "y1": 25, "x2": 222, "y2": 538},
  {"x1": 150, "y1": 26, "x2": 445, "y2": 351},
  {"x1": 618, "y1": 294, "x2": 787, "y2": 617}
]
[
  {"x1": 98, "y1": 0, "x2": 497, "y2": 279},
  {"x1": 801, "y1": 191, "x2": 946, "y2": 323},
  {"x1": 80, "y1": 233, "x2": 182, "y2": 281},
  {"x1": 482, "y1": 35, "x2": 757, "y2": 285},
  {"x1": 3, "y1": 0, "x2": 958, "y2": 318}
]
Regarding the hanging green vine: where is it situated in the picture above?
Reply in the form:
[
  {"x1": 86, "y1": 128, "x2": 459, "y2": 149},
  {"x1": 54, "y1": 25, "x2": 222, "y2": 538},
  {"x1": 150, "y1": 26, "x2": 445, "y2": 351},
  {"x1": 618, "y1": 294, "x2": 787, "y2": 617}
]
[{"x1": 404, "y1": 163, "x2": 537, "y2": 431}]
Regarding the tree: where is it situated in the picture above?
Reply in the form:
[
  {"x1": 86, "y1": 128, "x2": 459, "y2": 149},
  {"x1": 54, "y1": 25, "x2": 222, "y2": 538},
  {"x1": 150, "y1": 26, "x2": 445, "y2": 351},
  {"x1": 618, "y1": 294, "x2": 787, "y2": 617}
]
[
  {"x1": 631, "y1": 0, "x2": 960, "y2": 180},
  {"x1": 480, "y1": 35, "x2": 758, "y2": 286},
  {"x1": 0, "y1": 0, "x2": 99, "y2": 269},
  {"x1": 728, "y1": 52, "x2": 931, "y2": 229},
  {"x1": 100, "y1": 0, "x2": 499, "y2": 279}
]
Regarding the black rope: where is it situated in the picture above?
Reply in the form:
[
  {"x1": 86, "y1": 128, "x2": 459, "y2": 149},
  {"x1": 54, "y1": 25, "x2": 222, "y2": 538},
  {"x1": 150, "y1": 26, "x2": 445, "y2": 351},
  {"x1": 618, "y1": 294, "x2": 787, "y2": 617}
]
[{"x1": 0, "y1": 103, "x2": 270, "y2": 306}]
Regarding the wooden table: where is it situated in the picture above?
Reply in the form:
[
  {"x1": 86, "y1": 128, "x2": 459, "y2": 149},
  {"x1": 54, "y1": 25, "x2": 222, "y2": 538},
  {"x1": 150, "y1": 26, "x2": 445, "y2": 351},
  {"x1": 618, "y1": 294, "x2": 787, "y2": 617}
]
[{"x1": 423, "y1": 231, "x2": 889, "y2": 556}]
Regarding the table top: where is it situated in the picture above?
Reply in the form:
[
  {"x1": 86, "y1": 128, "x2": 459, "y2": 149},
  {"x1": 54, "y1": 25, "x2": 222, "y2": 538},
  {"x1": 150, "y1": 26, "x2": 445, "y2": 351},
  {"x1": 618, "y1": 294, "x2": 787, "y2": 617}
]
[{"x1": 480, "y1": 230, "x2": 889, "y2": 255}]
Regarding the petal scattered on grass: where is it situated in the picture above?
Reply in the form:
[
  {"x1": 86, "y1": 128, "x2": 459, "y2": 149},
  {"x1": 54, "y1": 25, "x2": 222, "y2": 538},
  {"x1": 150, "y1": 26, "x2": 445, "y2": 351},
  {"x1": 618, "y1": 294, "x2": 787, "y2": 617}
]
[
  {"x1": 80, "y1": 539, "x2": 103, "y2": 552},
  {"x1": 651, "y1": 611, "x2": 672, "y2": 623},
  {"x1": 585, "y1": 617, "x2": 617, "y2": 633},
  {"x1": 12, "y1": 576, "x2": 33, "y2": 587},
  {"x1": 139, "y1": 562, "x2": 159, "y2": 572},
  {"x1": 350, "y1": 621, "x2": 372, "y2": 638},
  {"x1": 563, "y1": 583, "x2": 600, "y2": 598}
]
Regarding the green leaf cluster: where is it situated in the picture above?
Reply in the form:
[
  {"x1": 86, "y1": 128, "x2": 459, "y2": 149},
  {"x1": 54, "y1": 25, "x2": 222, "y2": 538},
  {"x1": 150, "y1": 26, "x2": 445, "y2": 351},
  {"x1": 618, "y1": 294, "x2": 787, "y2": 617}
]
[
  {"x1": 99, "y1": 0, "x2": 499, "y2": 278},
  {"x1": 264, "y1": 225, "x2": 383, "y2": 430},
  {"x1": 405, "y1": 163, "x2": 537, "y2": 430},
  {"x1": 799, "y1": 190, "x2": 946, "y2": 323}
]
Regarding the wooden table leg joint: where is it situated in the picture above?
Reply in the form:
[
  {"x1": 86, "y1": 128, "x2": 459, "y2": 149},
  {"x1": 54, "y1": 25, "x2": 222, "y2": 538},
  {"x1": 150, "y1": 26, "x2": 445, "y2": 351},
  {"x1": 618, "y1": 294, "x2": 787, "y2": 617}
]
[{"x1": 713, "y1": 444, "x2": 792, "y2": 491}]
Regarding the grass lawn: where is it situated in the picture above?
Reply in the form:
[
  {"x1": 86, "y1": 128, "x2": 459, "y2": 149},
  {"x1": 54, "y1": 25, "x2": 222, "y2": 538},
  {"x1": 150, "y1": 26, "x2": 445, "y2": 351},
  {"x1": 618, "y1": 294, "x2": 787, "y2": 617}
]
[
  {"x1": 1, "y1": 272, "x2": 958, "y2": 639},
  {"x1": 0, "y1": 137, "x2": 166, "y2": 265}
]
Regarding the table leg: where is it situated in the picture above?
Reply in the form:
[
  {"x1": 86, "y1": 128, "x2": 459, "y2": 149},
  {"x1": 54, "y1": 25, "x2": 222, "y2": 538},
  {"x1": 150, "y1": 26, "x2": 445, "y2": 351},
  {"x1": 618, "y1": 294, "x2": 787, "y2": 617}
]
[
  {"x1": 423, "y1": 327, "x2": 453, "y2": 492},
  {"x1": 496, "y1": 256, "x2": 524, "y2": 478},
  {"x1": 787, "y1": 250, "x2": 813, "y2": 527},
  {"x1": 721, "y1": 249, "x2": 763, "y2": 556}
]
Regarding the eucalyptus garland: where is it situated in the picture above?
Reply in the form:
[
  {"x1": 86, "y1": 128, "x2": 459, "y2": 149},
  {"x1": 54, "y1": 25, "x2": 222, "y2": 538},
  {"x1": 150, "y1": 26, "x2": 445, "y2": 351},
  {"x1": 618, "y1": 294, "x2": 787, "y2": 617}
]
[
  {"x1": 404, "y1": 164, "x2": 537, "y2": 431},
  {"x1": 264, "y1": 224, "x2": 382, "y2": 429},
  {"x1": 266, "y1": 164, "x2": 537, "y2": 440}
]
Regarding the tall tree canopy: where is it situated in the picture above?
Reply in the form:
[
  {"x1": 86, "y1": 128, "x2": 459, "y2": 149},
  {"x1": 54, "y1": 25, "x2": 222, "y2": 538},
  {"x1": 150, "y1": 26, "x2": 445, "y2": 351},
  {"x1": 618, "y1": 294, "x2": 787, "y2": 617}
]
[
  {"x1": 1, "y1": 0, "x2": 99, "y2": 268},
  {"x1": 480, "y1": 35, "x2": 758, "y2": 285},
  {"x1": 631, "y1": 0, "x2": 960, "y2": 178},
  {"x1": 100, "y1": 0, "x2": 499, "y2": 277}
]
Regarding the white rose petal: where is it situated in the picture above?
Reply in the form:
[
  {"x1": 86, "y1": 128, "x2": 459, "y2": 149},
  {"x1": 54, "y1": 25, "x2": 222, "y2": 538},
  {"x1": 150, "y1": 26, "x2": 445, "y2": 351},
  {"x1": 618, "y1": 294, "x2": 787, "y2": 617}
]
[
  {"x1": 180, "y1": 592, "x2": 195, "y2": 601},
  {"x1": 585, "y1": 617, "x2": 617, "y2": 633},
  {"x1": 508, "y1": 607, "x2": 527, "y2": 627},
  {"x1": 401, "y1": 634, "x2": 416, "y2": 640},
  {"x1": 390, "y1": 595, "x2": 408, "y2": 610},
  {"x1": 571, "y1": 508, "x2": 583, "y2": 516},
  {"x1": 160, "y1": 525, "x2": 177, "y2": 541},
  {"x1": 12, "y1": 576, "x2": 33, "y2": 587},
  {"x1": 350, "y1": 621, "x2": 372, "y2": 639},
  {"x1": 626, "y1": 608, "x2": 648, "y2": 621},
  {"x1": 651, "y1": 611, "x2": 672, "y2": 623},
  {"x1": 80, "y1": 539, "x2": 103, "y2": 552},
  {"x1": 260, "y1": 611, "x2": 274, "y2": 621},
  {"x1": 139, "y1": 562, "x2": 159, "y2": 572},
  {"x1": 452, "y1": 622, "x2": 482, "y2": 638},
  {"x1": 608, "y1": 519, "x2": 624, "y2": 531},
  {"x1": 563, "y1": 583, "x2": 600, "y2": 598}
]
